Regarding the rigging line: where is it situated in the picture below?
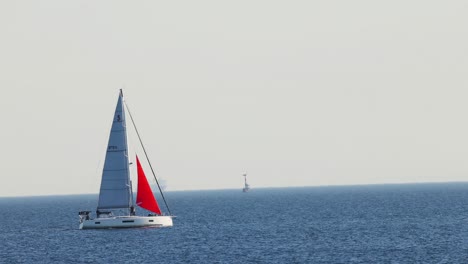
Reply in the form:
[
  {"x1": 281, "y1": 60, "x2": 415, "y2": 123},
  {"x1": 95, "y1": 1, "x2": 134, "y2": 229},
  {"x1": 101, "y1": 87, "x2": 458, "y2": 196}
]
[{"x1": 123, "y1": 100, "x2": 172, "y2": 216}]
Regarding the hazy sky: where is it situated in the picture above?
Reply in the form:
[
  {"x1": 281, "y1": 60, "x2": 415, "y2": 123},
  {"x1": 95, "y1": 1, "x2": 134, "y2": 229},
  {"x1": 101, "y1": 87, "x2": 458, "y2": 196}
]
[{"x1": 1, "y1": 1, "x2": 467, "y2": 196}]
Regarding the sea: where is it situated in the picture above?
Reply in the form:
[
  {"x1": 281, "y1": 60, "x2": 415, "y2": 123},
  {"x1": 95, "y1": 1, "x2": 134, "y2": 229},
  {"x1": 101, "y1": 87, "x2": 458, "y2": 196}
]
[{"x1": 1, "y1": 183, "x2": 468, "y2": 263}]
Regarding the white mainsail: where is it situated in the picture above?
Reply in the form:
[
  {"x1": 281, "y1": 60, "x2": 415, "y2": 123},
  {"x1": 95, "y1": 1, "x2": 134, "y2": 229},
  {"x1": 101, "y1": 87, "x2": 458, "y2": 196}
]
[{"x1": 97, "y1": 91, "x2": 132, "y2": 210}]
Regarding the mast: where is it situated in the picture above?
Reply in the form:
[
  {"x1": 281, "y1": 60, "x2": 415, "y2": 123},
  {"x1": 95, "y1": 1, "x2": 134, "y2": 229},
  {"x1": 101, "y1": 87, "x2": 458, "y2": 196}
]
[
  {"x1": 124, "y1": 99, "x2": 173, "y2": 216},
  {"x1": 122, "y1": 89, "x2": 135, "y2": 214}
]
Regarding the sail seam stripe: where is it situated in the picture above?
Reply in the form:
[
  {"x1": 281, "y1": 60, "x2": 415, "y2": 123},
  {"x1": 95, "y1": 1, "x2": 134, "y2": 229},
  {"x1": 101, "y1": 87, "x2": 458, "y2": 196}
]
[{"x1": 100, "y1": 179, "x2": 128, "y2": 181}]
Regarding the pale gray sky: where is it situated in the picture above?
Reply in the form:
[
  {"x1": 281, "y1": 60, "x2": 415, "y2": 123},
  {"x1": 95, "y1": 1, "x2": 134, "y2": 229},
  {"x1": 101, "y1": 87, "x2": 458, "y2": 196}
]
[{"x1": 1, "y1": 1, "x2": 467, "y2": 196}]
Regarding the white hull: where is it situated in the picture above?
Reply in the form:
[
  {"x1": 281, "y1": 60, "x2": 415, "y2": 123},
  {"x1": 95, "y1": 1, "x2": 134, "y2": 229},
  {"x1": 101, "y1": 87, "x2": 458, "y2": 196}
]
[{"x1": 79, "y1": 215, "x2": 173, "y2": 230}]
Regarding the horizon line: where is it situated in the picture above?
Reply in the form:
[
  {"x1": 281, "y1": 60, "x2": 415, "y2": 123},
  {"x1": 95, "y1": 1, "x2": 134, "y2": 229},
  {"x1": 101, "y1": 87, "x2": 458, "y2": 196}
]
[{"x1": 1, "y1": 180, "x2": 468, "y2": 198}]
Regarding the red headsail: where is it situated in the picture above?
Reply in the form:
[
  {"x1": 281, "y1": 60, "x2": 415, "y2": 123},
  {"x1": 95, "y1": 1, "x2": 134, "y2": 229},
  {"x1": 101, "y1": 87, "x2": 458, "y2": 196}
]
[{"x1": 136, "y1": 155, "x2": 162, "y2": 215}]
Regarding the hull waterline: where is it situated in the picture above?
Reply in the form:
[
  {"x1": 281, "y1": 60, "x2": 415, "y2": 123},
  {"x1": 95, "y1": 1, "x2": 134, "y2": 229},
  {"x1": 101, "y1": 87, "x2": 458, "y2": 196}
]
[{"x1": 79, "y1": 215, "x2": 173, "y2": 230}]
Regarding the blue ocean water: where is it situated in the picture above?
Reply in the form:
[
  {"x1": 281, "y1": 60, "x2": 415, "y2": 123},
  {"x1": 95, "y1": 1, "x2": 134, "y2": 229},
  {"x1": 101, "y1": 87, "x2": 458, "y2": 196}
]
[{"x1": 1, "y1": 183, "x2": 468, "y2": 263}]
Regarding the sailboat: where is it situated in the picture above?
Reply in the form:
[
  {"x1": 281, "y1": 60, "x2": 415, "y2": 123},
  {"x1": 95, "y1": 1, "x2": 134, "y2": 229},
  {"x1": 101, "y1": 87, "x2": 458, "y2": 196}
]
[
  {"x1": 79, "y1": 90, "x2": 173, "y2": 229},
  {"x1": 242, "y1": 173, "x2": 250, "y2": 192}
]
